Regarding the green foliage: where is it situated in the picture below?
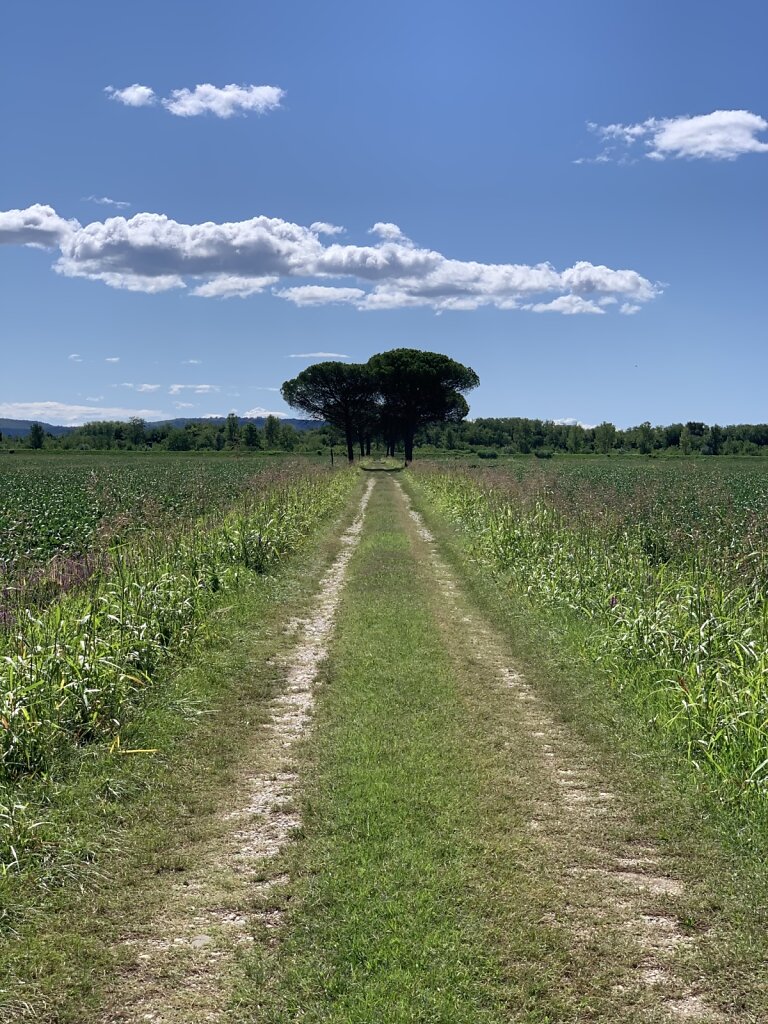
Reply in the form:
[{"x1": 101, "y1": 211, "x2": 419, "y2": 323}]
[
  {"x1": 27, "y1": 423, "x2": 45, "y2": 450},
  {"x1": 415, "y1": 459, "x2": 768, "y2": 807},
  {"x1": 0, "y1": 459, "x2": 354, "y2": 828}
]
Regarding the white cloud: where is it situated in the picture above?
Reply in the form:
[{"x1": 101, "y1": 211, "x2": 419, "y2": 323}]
[
  {"x1": 84, "y1": 195, "x2": 131, "y2": 209},
  {"x1": 168, "y1": 384, "x2": 219, "y2": 395},
  {"x1": 554, "y1": 417, "x2": 597, "y2": 429},
  {"x1": 584, "y1": 109, "x2": 768, "y2": 162},
  {"x1": 0, "y1": 401, "x2": 163, "y2": 425},
  {"x1": 310, "y1": 222, "x2": 346, "y2": 236},
  {"x1": 135, "y1": 383, "x2": 161, "y2": 392},
  {"x1": 182, "y1": 358, "x2": 202, "y2": 365},
  {"x1": 191, "y1": 275, "x2": 278, "y2": 298},
  {"x1": 105, "y1": 84, "x2": 156, "y2": 107},
  {"x1": 0, "y1": 204, "x2": 78, "y2": 247},
  {"x1": 1, "y1": 204, "x2": 661, "y2": 314},
  {"x1": 276, "y1": 285, "x2": 366, "y2": 306},
  {"x1": 105, "y1": 356, "x2": 120, "y2": 362},
  {"x1": 243, "y1": 406, "x2": 286, "y2": 418},
  {"x1": 85, "y1": 395, "x2": 104, "y2": 402},
  {"x1": 620, "y1": 302, "x2": 641, "y2": 315},
  {"x1": 368, "y1": 222, "x2": 414, "y2": 245},
  {"x1": 288, "y1": 352, "x2": 350, "y2": 359},
  {"x1": 162, "y1": 83, "x2": 284, "y2": 118},
  {"x1": 68, "y1": 352, "x2": 83, "y2": 362},
  {"x1": 524, "y1": 295, "x2": 605, "y2": 315},
  {"x1": 174, "y1": 402, "x2": 195, "y2": 409}
]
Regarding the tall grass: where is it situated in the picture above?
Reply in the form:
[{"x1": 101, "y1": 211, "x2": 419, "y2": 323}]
[
  {"x1": 415, "y1": 460, "x2": 768, "y2": 809},
  {"x1": 0, "y1": 464, "x2": 354, "y2": 871}
]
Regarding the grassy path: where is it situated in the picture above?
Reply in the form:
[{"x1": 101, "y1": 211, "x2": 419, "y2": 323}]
[
  {"x1": 17, "y1": 471, "x2": 766, "y2": 1021},
  {"x1": 238, "y1": 472, "x2": 760, "y2": 1023}
]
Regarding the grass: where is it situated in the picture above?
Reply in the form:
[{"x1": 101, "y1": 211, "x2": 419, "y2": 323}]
[
  {"x1": 412, "y1": 459, "x2": 768, "y2": 811},
  {"x1": 401, "y1": 470, "x2": 768, "y2": 1021},
  {"x1": 241, "y1": 475, "x2": 669, "y2": 1022},
  {"x1": 0, "y1": 474, "x2": 366, "y2": 1023},
  {"x1": 0, "y1": 465, "x2": 352, "y2": 792},
  {"x1": 239, "y1": 477, "x2": 517, "y2": 1021}
]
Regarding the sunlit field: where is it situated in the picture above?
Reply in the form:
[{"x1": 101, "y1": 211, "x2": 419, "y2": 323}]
[{"x1": 415, "y1": 457, "x2": 768, "y2": 808}]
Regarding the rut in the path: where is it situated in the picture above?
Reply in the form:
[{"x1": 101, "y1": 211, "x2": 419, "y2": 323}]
[
  {"x1": 105, "y1": 479, "x2": 375, "y2": 1024},
  {"x1": 397, "y1": 479, "x2": 720, "y2": 1024}
]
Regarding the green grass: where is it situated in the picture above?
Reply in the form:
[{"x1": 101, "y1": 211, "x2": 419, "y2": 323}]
[
  {"x1": 401, "y1": 471, "x2": 768, "y2": 1021},
  {"x1": 0, "y1": 475, "x2": 366, "y2": 1023},
  {"x1": 412, "y1": 459, "x2": 768, "y2": 811},
  {"x1": 239, "y1": 477, "x2": 589, "y2": 1022}
]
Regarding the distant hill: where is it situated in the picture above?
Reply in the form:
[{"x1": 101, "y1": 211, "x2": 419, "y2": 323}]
[
  {"x1": 0, "y1": 416, "x2": 321, "y2": 439},
  {"x1": 0, "y1": 418, "x2": 73, "y2": 438}
]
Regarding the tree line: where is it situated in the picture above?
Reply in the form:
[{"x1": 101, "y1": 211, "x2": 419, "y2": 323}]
[{"x1": 419, "y1": 418, "x2": 768, "y2": 456}]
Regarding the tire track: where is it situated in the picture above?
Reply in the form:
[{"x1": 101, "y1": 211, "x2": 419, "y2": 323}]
[
  {"x1": 106, "y1": 478, "x2": 376, "y2": 1024},
  {"x1": 397, "y1": 479, "x2": 720, "y2": 1023}
]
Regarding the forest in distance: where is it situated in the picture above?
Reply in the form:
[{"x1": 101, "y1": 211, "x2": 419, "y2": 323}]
[{"x1": 7, "y1": 413, "x2": 768, "y2": 457}]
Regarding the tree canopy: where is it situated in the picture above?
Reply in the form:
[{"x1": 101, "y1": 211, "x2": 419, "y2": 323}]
[
  {"x1": 281, "y1": 348, "x2": 479, "y2": 462},
  {"x1": 281, "y1": 362, "x2": 377, "y2": 463}
]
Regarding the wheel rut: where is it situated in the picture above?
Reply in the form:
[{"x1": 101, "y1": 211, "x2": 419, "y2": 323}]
[
  {"x1": 103, "y1": 478, "x2": 376, "y2": 1024},
  {"x1": 397, "y1": 478, "x2": 721, "y2": 1023}
]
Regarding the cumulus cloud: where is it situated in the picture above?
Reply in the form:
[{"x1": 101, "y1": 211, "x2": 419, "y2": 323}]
[
  {"x1": 524, "y1": 295, "x2": 605, "y2": 315},
  {"x1": 84, "y1": 195, "x2": 131, "y2": 209},
  {"x1": 582, "y1": 109, "x2": 768, "y2": 162},
  {"x1": 105, "y1": 81, "x2": 283, "y2": 119},
  {"x1": 191, "y1": 275, "x2": 278, "y2": 298},
  {"x1": 0, "y1": 204, "x2": 661, "y2": 314},
  {"x1": 162, "y1": 83, "x2": 284, "y2": 118},
  {"x1": 105, "y1": 356, "x2": 120, "y2": 362},
  {"x1": 68, "y1": 353, "x2": 83, "y2": 362},
  {"x1": 554, "y1": 417, "x2": 597, "y2": 429},
  {"x1": 182, "y1": 358, "x2": 202, "y2": 365},
  {"x1": 310, "y1": 222, "x2": 346, "y2": 236},
  {"x1": 369, "y1": 222, "x2": 414, "y2": 245},
  {"x1": 0, "y1": 204, "x2": 78, "y2": 248},
  {"x1": 105, "y1": 84, "x2": 156, "y2": 107},
  {"x1": 243, "y1": 406, "x2": 286, "y2": 418},
  {"x1": 276, "y1": 285, "x2": 366, "y2": 306},
  {"x1": 0, "y1": 401, "x2": 163, "y2": 425}
]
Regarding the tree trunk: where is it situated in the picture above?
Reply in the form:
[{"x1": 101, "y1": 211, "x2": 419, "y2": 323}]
[
  {"x1": 404, "y1": 431, "x2": 414, "y2": 463},
  {"x1": 365, "y1": 438, "x2": 371, "y2": 456},
  {"x1": 345, "y1": 425, "x2": 355, "y2": 463},
  {"x1": 359, "y1": 439, "x2": 365, "y2": 456}
]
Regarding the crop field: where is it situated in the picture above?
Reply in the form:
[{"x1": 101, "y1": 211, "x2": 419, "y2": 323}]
[
  {"x1": 415, "y1": 457, "x2": 768, "y2": 808},
  {"x1": 5, "y1": 454, "x2": 768, "y2": 1022},
  {"x1": 0, "y1": 453, "x2": 284, "y2": 604},
  {"x1": 0, "y1": 454, "x2": 352, "y2": 820}
]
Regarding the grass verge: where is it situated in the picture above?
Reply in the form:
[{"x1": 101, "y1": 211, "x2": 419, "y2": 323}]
[
  {"x1": 402, "y1": 471, "x2": 768, "y2": 1021},
  {"x1": 0, "y1": 476, "x2": 366, "y2": 1023}
]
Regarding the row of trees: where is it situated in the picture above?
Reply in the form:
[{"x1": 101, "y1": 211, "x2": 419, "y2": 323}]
[
  {"x1": 281, "y1": 348, "x2": 479, "y2": 462},
  {"x1": 418, "y1": 418, "x2": 768, "y2": 456},
  {"x1": 11, "y1": 415, "x2": 307, "y2": 453}
]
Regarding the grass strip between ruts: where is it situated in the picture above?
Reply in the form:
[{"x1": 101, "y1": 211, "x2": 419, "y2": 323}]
[{"x1": 243, "y1": 476, "x2": 530, "y2": 1023}]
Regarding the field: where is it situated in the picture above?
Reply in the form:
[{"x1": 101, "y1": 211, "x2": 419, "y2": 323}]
[
  {"x1": 415, "y1": 457, "x2": 768, "y2": 809},
  {"x1": 0, "y1": 452, "x2": 353, "y2": 800},
  {"x1": 4, "y1": 453, "x2": 768, "y2": 1022}
]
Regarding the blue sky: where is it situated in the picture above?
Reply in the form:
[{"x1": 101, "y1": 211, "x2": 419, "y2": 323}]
[{"x1": 1, "y1": 0, "x2": 766, "y2": 428}]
